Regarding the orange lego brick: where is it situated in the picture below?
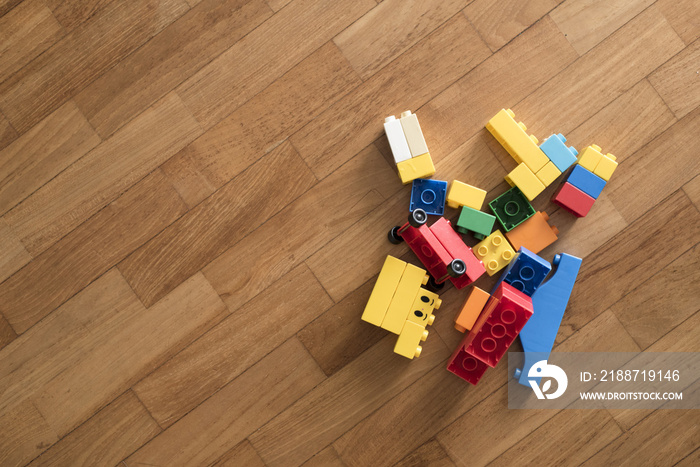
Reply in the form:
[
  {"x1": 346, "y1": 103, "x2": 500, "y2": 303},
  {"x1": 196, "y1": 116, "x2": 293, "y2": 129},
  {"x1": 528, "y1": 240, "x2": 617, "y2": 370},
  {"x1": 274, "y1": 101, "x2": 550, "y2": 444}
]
[
  {"x1": 454, "y1": 286, "x2": 490, "y2": 333},
  {"x1": 505, "y1": 211, "x2": 559, "y2": 254}
]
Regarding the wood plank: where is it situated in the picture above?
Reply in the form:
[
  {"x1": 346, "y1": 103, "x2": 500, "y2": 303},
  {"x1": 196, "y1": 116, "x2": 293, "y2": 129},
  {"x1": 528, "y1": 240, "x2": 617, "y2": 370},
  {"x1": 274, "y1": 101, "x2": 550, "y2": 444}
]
[
  {"x1": 417, "y1": 16, "x2": 577, "y2": 162},
  {"x1": 32, "y1": 271, "x2": 227, "y2": 437},
  {"x1": 4, "y1": 93, "x2": 200, "y2": 257},
  {"x1": 611, "y1": 245, "x2": 700, "y2": 350},
  {"x1": 212, "y1": 440, "x2": 267, "y2": 467},
  {"x1": 0, "y1": 0, "x2": 21, "y2": 18},
  {"x1": 119, "y1": 141, "x2": 316, "y2": 307},
  {"x1": 75, "y1": 0, "x2": 273, "y2": 138},
  {"x1": 127, "y1": 338, "x2": 325, "y2": 466},
  {"x1": 491, "y1": 411, "x2": 622, "y2": 466},
  {"x1": 301, "y1": 446, "x2": 345, "y2": 467},
  {"x1": 0, "y1": 0, "x2": 65, "y2": 85},
  {"x1": 0, "y1": 101, "x2": 100, "y2": 216},
  {"x1": 292, "y1": 14, "x2": 492, "y2": 179},
  {"x1": 561, "y1": 191, "x2": 700, "y2": 342},
  {"x1": 333, "y1": 0, "x2": 470, "y2": 80},
  {"x1": 396, "y1": 439, "x2": 455, "y2": 467},
  {"x1": 177, "y1": 0, "x2": 375, "y2": 129},
  {"x1": 0, "y1": 399, "x2": 58, "y2": 467},
  {"x1": 684, "y1": 175, "x2": 700, "y2": 210},
  {"x1": 162, "y1": 41, "x2": 362, "y2": 207},
  {"x1": 27, "y1": 391, "x2": 161, "y2": 467},
  {"x1": 649, "y1": 40, "x2": 700, "y2": 119},
  {"x1": 44, "y1": 0, "x2": 116, "y2": 31},
  {"x1": 0, "y1": 217, "x2": 31, "y2": 284},
  {"x1": 0, "y1": 169, "x2": 188, "y2": 334},
  {"x1": 550, "y1": 0, "x2": 655, "y2": 55},
  {"x1": 465, "y1": 0, "x2": 563, "y2": 51},
  {"x1": 657, "y1": 0, "x2": 700, "y2": 45},
  {"x1": 608, "y1": 107, "x2": 700, "y2": 223},
  {"x1": 676, "y1": 448, "x2": 700, "y2": 467},
  {"x1": 248, "y1": 334, "x2": 450, "y2": 466},
  {"x1": 201, "y1": 145, "x2": 396, "y2": 312},
  {"x1": 0, "y1": 312, "x2": 16, "y2": 352},
  {"x1": 133, "y1": 264, "x2": 332, "y2": 427},
  {"x1": 265, "y1": 0, "x2": 293, "y2": 12},
  {"x1": 0, "y1": 111, "x2": 16, "y2": 151},
  {"x1": 0, "y1": 0, "x2": 189, "y2": 133},
  {"x1": 515, "y1": 5, "x2": 685, "y2": 140}
]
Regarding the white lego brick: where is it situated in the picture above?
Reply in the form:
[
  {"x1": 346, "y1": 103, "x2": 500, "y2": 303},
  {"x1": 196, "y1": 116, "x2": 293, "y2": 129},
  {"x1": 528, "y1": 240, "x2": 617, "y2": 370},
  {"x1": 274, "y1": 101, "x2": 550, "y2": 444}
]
[
  {"x1": 384, "y1": 115, "x2": 412, "y2": 163},
  {"x1": 400, "y1": 110, "x2": 429, "y2": 157}
]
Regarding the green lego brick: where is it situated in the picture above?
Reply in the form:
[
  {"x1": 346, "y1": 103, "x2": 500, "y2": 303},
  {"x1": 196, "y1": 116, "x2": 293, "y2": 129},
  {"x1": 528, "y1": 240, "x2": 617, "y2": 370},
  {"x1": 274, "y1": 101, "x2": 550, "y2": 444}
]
[
  {"x1": 455, "y1": 206, "x2": 496, "y2": 239},
  {"x1": 489, "y1": 186, "x2": 535, "y2": 232}
]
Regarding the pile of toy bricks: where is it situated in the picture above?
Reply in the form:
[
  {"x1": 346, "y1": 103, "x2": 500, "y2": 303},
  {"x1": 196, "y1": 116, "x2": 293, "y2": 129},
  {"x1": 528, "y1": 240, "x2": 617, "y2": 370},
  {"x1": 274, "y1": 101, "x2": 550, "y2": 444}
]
[{"x1": 360, "y1": 108, "x2": 618, "y2": 386}]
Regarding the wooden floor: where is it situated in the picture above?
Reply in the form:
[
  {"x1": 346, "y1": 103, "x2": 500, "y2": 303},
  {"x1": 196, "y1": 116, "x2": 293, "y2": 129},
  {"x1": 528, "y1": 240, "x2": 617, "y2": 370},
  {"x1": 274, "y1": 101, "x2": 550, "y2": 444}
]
[{"x1": 0, "y1": 0, "x2": 699, "y2": 465}]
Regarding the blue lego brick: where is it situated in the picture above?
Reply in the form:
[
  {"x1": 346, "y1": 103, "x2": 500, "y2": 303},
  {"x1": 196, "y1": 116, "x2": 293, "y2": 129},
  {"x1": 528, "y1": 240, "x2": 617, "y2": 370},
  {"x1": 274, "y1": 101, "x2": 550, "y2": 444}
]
[
  {"x1": 514, "y1": 253, "x2": 582, "y2": 387},
  {"x1": 409, "y1": 178, "x2": 447, "y2": 216},
  {"x1": 566, "y1": 164, "x2": 606, "y2": 199},
  {"x1": 540, "y1": 134, "x2": 578, "y2": 173},
  {"x1": 492, "y1": 247, "x2": 551, "y2": 297}
]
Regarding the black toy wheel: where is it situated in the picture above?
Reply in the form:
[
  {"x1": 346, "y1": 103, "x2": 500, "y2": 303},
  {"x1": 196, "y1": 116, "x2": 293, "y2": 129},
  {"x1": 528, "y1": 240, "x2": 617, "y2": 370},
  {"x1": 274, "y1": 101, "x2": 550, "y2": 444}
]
[
  {"x1": 408, "y1": 209, "x2": 428, "y2": 228},
  {"x1": 447, "y1": 259, "x2": 466, "y2": 278},
  {"x1": 387, "y1": 226, "x2": 404, "y2": 244},
  {"x1": 426, "y1": 276, "x2": 445, "y2": 292}
]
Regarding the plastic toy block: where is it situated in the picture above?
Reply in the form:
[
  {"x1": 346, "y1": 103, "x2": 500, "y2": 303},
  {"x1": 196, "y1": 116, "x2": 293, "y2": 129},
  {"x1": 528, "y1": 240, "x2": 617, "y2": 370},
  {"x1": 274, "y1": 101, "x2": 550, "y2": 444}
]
[
  {"x1": 429, "y1": 217, "x2": 486, "y2": 288},
  {"x1": 593, "y1": 153, "x2": 618, "y2": 181},
  {"x1": 455, "y1": 286, "x2": 490, "y2": 332},
  {"x1": 382, "y1": 263, "x2": 429, "y2": 334},
  {"x1": 539, "y1": 134, "x2": 578, "y2": 172},
  {"x1": 462, "y1": 282, "x2": 533, "y2": 368},
  {"x1": 399, "y1": 111, "x2": 429, "y2": 158},
  {"x1": 361, "y1": 256, "x2": 406, "y2": 326},
  {"x1": 401, "y1": 223, "x2": 454, "y2": 284},
  {"x1": 473, "y1": 230, "x2": 515, "y2": 276},
  {"x1": 566, "y1": 164, "x2": 606, "y2": 199},
  {"x1": 505, "y1": 163, "x2": 546, "y2": 201},
  {"x1": 394, "y1": 320, "x2": 429, "y2": 359},
  {"x1": 552, "y1": 182, "x2": 595, "y2": 218},
  {"x1": 384, "y1": 116, "x2": 412, "y2": 164},
  {"x1": 489, "y1": 186, "x2": 535, "y2": 231},
  {"x1": 486, "y1": 109, "x2": 549, "y2": 172},
  {"x1": 446, "y1": 180, "x2": 487, "y2": 210},
  {"x1": 515, "y1": 253, "x2": 582, "y2": 387},
  {"x1": 535, "y1": 161, "x2": 561, "y2": 187},
  {"x1": 406, "y1": 288, "x2": 441, "y2": 327},
  {"x1": 505, "y1": 211, "x2": 558, "y2": 254},
  {"x1": 447, "y1": 344, "x2": 490, "y2": 385},
  {"x1": 493, "y1": 247, "x2": 552, "y2": 297},
  {"x1": 455, "y1": 206, "x2": 496, "y2": 240},
  {"x1": 397, "y1": 152, "x2": 435, "y2": 185},
  {"x1": 410, "y1": 179, "x2": 447, "y2": 216}
]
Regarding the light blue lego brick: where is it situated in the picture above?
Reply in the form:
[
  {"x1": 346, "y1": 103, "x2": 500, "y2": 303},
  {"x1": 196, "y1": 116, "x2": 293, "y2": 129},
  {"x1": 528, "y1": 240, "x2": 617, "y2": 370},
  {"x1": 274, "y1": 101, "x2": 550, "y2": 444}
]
[
  {"x1": 540, "y1": 134, "x2": 578, "y2": 173},
  {"x1": 514, "y1": 253, "x2": 582, "y2": 387},
  {"x1": 566, "y1": 164, "x2": 606, "y2": 199},
  {"x1": 491, "y1": 247, "x2": 551, "y2": 297},
  {"x1": 409, "y1": 178, "x2": 447, "y2": 215}
]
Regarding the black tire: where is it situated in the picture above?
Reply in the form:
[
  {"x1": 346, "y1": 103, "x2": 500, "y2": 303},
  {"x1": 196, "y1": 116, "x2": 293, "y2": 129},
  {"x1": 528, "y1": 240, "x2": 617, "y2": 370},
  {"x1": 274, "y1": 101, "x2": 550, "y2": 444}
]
[
  {"x1": 426, "y1": 276, "x2": 445, "y2": 292},
  {"x1": 447, "y1": 259, "x2": 466, "y2": 277},
  {"x1": 387, "y1": 226, "x2": 404, "y2": 244},
  {"x1": 408, "y1": 209, "x2": 428, "y2": 228}
]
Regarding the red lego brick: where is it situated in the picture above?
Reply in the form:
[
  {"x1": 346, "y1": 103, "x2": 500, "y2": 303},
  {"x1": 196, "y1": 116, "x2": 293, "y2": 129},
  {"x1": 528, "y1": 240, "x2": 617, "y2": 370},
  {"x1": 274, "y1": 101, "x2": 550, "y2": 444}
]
[
  {"x1": 552, "y1": 182, "x2": 595, "y2": 217},
  {"x1": 447, "y1": 345, "x2": 490, "y2": 385},
  {"x1": 462, "y1": 282, "x2": 533, "y2": 368},
  {"x1": 429, "y1": 218, "x2": 486, "y2": 288},
  {"x1": 400, "y1": 223, "x2": 453, "y2": 283}
]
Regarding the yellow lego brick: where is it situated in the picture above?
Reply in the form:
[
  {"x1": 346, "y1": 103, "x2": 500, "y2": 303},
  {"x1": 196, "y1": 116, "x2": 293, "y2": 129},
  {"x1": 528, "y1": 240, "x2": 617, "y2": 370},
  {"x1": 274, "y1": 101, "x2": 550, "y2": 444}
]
[
  {"x1": 382, "y1": 263, "x2": 429, "y2": 334},
  {"x1": 486, "y1": 109, "x2": 548, "y2": 172},
  {"x1": 446, "y1": 180, "x2": 487, "y2": 210},
  {"x1": 394, "y1": 320, "x2": 429, "y2": 359},
  {"x1": 593, "y1": 153, "x2": 618, "y2": 181},
  {"x1": 399, "y1": 111, "x2": 429, "y2": 157},
  {"x1": 361, "y1": 256, "x2": 406, "y2": 326},
  {"x1": 405, "y1": 287, "x2": 441, "y2": 328},
  {"x1": 474, "y1": 230, "x2": 515, "y2": 276},
  {"x1": 577, "y1": 145, "x2": 603, "y2": 172},
  {"x1": 397, "y1": 152, "x2": 435, "y2": 184},
  {"x1": 535, "y1": 160, "x2": 562, "y2": 187},
  {"x1": 504, "y1": 163, "x2": 546, "y2": 201}
]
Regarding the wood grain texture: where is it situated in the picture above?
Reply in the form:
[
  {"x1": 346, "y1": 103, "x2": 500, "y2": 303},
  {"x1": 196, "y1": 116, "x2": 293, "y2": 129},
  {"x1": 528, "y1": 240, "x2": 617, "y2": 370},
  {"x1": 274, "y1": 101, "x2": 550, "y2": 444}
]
[
  {"x1": 0, "y1": 0, "x2": 190, "y2": 133},
  {"x1": 396, "y1": 439, "x2": 456, "y2": 467},
  {"x1": 0, "y1": 399, "x2": 58, "y2": 467},
  {"x1": 0, "y1": 112, "x2": 16, "y2": 151},
  {"x1": 212, "y1": 440, "x2": 267, "y2": 467},
  {"x1": 0, "y1": 0, "x2": 21, "y2": 18},
  {"x1": 177, "y1": 0, "x2": 375, "y2": 129},
  {"x1": 0, "y1": 312, "x2": 16, "y2": 352},
  {"x1": 684, "y1": 175, "x2": 700, "y2": 209},
  {"x1": 44, "y1": 0, "x2": 117, "y2": 31},
  {"x1": 657, "y1": 0, "x2": 700, "y2": 45},
  {"x1": 0, "y1": 169, "x2": 188, "y2": 334},
  {"x1": 649, "y1": 39, "x2": 700, "y2": 119},
  {"x1": 75, "y1": 0, "x2": 273, "y2": 138},
  {"x1": 301, "y1": 446, "x2": 346, "y2": 467},
  {"x1": 27, "y1": 391, "x2": 161, "y2": 467},
  {"x1": 0, "y1": 217, "x2": 31, "y2": 284}
]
